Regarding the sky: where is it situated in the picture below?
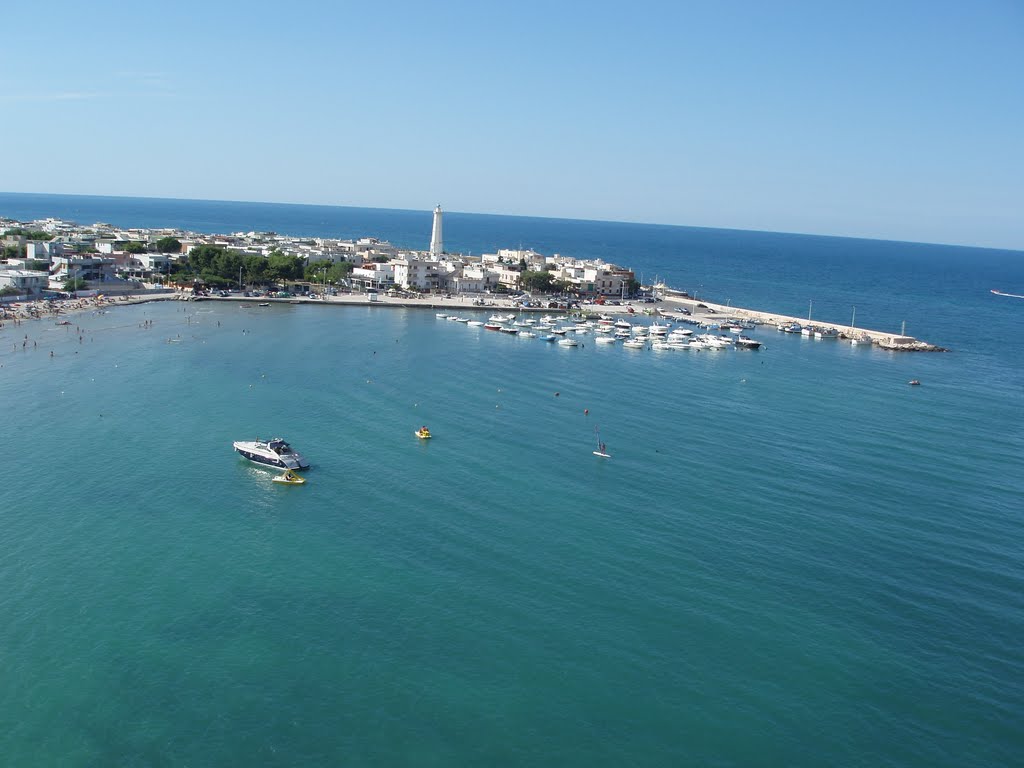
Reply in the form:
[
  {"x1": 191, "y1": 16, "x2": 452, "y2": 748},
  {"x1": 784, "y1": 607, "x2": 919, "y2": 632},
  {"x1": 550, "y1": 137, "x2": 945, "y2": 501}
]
[{"x1": 3, "y1": 0, "x2": 1023, "y2": 250}]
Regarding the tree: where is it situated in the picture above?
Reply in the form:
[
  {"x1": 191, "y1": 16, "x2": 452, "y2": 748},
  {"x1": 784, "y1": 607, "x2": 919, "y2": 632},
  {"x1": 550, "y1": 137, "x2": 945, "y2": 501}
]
[
  {"x1": 266, "y1": 251, "x2": 305, "y2": 282},
  {"x1": 2, "y1": 244, "x2": 22, "y2": 259},
  {"x1": 155, "y1": 236, "x2": 181, "y2": 254},
  {"x1": 123, "y1": 241, "x2": 146, "y2": 254},
  {"x1": 0, "y1": 286, "x2": 20, "y2": 297},
  {"x1": 520, "y1": 270, "x2": 556, "y2": 293},
  {"x1": 3, "y1": 228, "x2": 52, "y2": 241},
  {"x1": 63, "y1": 277, "x2": 87, "y2": 292}
]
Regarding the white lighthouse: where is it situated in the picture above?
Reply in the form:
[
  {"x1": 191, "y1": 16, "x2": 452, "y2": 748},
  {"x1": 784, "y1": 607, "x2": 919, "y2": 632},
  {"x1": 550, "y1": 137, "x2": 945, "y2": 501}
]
[{"x1": 429, "y1": 204, "x2": 443, "y2": 257}]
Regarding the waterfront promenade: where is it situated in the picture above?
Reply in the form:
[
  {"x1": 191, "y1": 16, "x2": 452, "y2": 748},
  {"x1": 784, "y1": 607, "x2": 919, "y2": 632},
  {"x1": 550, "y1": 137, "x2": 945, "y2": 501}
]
[{"x1": 0, "y1": 288, "x2": 941, "y2": 350}]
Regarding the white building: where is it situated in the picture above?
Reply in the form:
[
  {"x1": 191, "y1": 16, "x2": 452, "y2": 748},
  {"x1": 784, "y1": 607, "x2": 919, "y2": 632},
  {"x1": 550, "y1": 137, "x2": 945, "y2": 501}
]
[
  {"x1": 0, "y1": 269, "x2": 49, "y2": 296},
  {"x1": 392, "y1": 257, "x2": 445, "y2": 292},
  {"x1": 352, "y1": 262, "x2": 396, "y2": 290}
]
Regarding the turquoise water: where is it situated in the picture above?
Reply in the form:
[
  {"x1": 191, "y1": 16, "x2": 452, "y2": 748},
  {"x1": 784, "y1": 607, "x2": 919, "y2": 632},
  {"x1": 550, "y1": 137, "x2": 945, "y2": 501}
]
[{"x1": 2, "y1": 296, "x2": 1022, "y2": 766}]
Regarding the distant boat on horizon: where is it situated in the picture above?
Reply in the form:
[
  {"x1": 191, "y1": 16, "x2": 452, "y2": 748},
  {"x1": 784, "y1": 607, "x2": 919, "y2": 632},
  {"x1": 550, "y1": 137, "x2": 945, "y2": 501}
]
[{"x1": 991, "y1": 289, "x2": 1024, "y2": 298}]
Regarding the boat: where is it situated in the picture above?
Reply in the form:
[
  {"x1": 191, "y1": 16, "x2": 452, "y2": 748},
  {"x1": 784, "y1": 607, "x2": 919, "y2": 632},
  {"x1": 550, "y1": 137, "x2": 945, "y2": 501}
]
[
  {"x1": 466, "y1": 320, "x2": 484, "y2": 326},
  {"x1": 557, "y1": 337, "x2": 579, "y2": 346},
  {"x1": 233, "y1": 437, "x2": 310, "y2": 470},
  {"x1": 623, "y1": 338, "x2": 646, "y2": 349},
  {"x1": 498, "y1": 326, "x2": 519, "y2": 334},
  {"x1": 483, "y1": 322, "x2": 502, "y2": 331},
  {"x1": 908, "y1": 380, "x2": 921, "y2": 386},
  {"x1": 435, "y1": 312, "x2": 449, "y2": 318},
  {"x1": 991, "y1": 289, "x2": 1024, "y2": 298},
  {"x1": 540, "y1": 334, "x2": 557, "y2": 342},
  {"x1": 257, "y1": 302, "x2": 270, "y2": 307},
  {"x1": 415, "y1": 426, "x2": 432, "y2": 439},
  {"x1": 595, "y1": 336, "x2": 617, "y2": 344},
  {"x1": 735, "y1": 335, "x2": 762, "y2": 350},
  {"x1": 272, "y1": 469, "x2": 306, "y2": 485},
  {"x1": 519, "y1": 330, "x2": 537, "y2": 338}
]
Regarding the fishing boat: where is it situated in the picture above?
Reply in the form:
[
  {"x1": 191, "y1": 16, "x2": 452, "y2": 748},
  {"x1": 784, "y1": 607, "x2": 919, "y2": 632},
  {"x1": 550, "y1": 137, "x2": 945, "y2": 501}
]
[{"x1": 272, "y1": 469, "x2": 306, "y2": 485}]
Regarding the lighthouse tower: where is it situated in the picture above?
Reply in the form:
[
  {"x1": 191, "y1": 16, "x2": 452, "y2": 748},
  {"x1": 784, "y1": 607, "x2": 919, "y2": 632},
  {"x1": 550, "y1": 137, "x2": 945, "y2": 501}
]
[{"x1": 429, "y1": 205, "x2": 443, "y2": 257}]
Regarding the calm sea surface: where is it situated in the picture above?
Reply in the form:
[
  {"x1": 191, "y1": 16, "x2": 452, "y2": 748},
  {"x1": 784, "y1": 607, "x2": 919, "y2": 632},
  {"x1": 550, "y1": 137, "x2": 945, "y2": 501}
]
[{"x1": 2, "y1": 193, "x2": 1023, "y2": 766}]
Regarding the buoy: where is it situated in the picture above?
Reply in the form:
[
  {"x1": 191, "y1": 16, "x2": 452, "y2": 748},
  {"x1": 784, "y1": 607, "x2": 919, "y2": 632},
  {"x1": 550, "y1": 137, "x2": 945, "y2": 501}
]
[{"x1": 584, "y1": 409, "x2": 589, "y2": 415}]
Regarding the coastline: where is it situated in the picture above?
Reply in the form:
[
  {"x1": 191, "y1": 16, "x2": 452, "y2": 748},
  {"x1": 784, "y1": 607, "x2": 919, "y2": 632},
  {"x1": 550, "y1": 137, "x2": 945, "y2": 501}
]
[{"x1": 1, "y1": 287, "x2": 944, "y2": 350}]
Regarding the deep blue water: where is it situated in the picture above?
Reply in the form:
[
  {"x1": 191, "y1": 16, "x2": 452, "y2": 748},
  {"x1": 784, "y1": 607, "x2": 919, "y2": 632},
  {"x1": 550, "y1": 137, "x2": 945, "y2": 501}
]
[{"x1": 2, "y1": 193, "x2": 1023, "y2": 766}]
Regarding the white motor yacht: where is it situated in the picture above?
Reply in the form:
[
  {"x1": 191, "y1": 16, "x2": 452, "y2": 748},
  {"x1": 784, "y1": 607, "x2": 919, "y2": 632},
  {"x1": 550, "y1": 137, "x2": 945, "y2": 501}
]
[{"x1": 233, "y1": 437, "x2": 310, "y2": 470}]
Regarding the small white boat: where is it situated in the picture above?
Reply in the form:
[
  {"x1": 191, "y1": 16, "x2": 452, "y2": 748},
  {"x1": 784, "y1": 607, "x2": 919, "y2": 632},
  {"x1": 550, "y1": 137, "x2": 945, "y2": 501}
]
[
  {"x1": 595, "y1": 336, "x2": 617, "y2": 344},
  {"x1": 557, "y1": 337, "x2": 579, "y2": 346},
  {"x1": 623, "y1": 338, "x2": 647, "y2": 349}
]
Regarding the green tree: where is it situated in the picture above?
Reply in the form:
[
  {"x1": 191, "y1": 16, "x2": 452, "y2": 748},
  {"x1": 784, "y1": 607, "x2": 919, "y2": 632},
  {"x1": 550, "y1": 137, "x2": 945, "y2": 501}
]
[
  {"x1": 63, "y1": 277, "x2": 87, "y2": 292},
  {"x1": 123, "y1": 241, "x2": 146, "y2": 254},
  {"x1": 244, "y1": 255, "x2": 268, "y2": 285},
  {"x1": 3, "y1": 244, "x2": 22, "y2": 259},
  {"x1": 0, "y1": 286, "x2": 20, "y2": 297},
  {"x1": 3, "y1": 228, "x2": 52, "y2": 240},
  {"x1": 155, "y1": 236, "x2": 182, "y2": 253},
  {"x1": 266, "y1": 251, "x2": 305, "y2": 282},
  {"x1": 520, "y1": 270, "x2": 556, "y2": 293}
]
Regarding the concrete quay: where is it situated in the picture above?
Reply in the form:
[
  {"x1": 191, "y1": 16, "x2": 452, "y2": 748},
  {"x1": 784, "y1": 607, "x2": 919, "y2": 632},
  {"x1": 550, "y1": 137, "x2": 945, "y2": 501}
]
[{"x1": 658, "y1": 294, "x2": 946, "y2": 351}]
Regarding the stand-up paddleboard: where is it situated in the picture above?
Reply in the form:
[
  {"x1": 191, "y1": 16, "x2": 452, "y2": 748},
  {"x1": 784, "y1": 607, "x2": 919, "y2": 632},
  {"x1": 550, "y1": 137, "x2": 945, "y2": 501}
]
[{"x1": 593, "y1": 426, "x2": 611, "y2": 458}]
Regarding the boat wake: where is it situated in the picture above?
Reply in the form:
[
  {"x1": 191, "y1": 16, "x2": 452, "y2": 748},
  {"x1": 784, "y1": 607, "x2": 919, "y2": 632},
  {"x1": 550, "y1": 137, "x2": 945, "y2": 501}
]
[{"x1": 991, "y1": 289, "x2": 1024, "y2": 299}]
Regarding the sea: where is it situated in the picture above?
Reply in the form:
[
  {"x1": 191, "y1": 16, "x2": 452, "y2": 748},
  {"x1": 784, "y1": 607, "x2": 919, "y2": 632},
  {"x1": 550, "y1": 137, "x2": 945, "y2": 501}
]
[{"x1": 1, "y1": 192, "x2": 1022, "y2": 767}]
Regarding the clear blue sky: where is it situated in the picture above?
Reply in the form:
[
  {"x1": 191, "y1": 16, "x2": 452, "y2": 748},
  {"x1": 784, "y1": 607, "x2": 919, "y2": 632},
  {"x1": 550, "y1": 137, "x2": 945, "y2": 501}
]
[{"x1": 4, "y1": 0, "x2": 1022, "y2": 250}]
